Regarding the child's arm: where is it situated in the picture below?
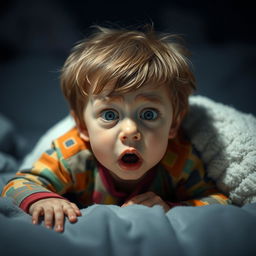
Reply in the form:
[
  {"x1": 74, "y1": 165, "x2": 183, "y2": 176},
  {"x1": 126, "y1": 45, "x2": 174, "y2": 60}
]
[
  {"x1": 121, "y1": 175, "x2": 229, "y2": 212},
  {"x1": 1, "y1": 168, "x2": 81, "y2": 232},
  {"x1": 1, "y1": 147, "x2": 74, "y2": 210},
  {"x1": 1, "y1": 132, "x2": 89, "y2": 231},
  {"x1": 174, "y1": 149, "x2": 230, "y2": 206},
  {"x1": 175, "y1": 176, "x2": 230, "y2": 206}
]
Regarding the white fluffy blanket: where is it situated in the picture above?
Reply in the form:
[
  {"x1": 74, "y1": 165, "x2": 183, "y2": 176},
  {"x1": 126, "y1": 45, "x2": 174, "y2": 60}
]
[
  {"x1": 183, "y1": 96, "x2": 256, "y2": 205},
  {"x1": 20, "y1": 95, "x2": 256, "y2": 206}
]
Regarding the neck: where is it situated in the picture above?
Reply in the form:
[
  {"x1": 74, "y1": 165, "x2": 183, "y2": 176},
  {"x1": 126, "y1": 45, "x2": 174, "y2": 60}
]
[{"x1": 108, "y1": 172, "x2": 145, "y2": 194}]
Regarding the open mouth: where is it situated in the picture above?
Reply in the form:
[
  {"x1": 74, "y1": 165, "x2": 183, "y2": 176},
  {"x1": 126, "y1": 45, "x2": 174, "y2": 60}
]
[
  {"x1": 121, "y1": 153, "x2": 140, "y2": 164},
  {"x1": 118, "y1": 151, "x2": 142, "y2": 170}
]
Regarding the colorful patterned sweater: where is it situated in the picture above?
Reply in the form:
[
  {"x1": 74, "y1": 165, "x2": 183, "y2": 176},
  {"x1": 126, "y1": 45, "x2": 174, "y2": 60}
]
[{"x1": 1, "y1": 127, "x2": 229, "y2": 212}]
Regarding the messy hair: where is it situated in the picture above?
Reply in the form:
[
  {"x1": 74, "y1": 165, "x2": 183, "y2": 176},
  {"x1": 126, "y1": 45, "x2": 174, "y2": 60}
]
[{"x1": 60, "y1": 25, "x2": 196, "y2": 127}]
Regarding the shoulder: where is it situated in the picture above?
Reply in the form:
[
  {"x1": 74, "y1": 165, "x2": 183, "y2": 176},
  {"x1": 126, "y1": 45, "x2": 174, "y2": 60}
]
[
  {"x1": 160, "y1": 129, "x2": 195, "y2": 178},
  {"x1": 164, "y1": 129, "x2": 192, "y2": 161},
  {"x1": 53, "y1": 127, "x2": 91, "y2": 160}
]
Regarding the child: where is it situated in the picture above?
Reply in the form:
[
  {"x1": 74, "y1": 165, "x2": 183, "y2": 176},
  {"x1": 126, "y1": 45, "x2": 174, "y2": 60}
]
[{"x1": 1, "y1": 25, "x2": 229, "y2": 232}]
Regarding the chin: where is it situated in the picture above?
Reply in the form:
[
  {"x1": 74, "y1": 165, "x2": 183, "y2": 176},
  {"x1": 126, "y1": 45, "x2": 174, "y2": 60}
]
[{"x1": 118, "y1": 170, "x2": 147, "y2": 181}]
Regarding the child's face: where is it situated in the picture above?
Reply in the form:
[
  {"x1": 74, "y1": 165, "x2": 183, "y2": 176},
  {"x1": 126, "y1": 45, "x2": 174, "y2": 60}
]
[{"x1": 80, "y1": 84, "x2": 177, "y2": 181}]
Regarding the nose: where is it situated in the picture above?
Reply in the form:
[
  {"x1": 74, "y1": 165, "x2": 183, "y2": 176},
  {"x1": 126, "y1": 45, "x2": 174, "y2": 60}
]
[{"x1": 119, "y1": 119, "x2": 141, "y2": 143}]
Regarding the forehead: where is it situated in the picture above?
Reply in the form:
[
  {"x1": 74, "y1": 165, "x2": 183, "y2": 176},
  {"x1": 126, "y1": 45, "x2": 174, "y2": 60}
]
[{"x1": 90, "y1": 83, "x2": 171, "y2": 106}]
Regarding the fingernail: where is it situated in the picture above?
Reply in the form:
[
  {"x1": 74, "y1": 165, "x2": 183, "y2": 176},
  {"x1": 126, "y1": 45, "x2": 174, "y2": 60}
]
[
  {"x1": 32, "y1": 220, "x2": 36, "y2": 225},
  {"x1": 46, "y1": 225, "x2": 51, "y2": 229}
]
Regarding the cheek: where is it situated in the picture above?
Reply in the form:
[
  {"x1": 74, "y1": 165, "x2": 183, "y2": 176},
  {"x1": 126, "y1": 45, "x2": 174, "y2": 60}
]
[
  {"x1": 143, "y1": 126, "x2": 170, "y2": 158},
  {"x1": 91, "y1": 131, "x2": 112, "y2": 145},
  {"x1": 147, "y1": 132, "x2": 169, "y2": 151},
  {"x1": 145, "y1": 131, "x2": 168, "y2": 149},
  {"x1": 88, "y1": 128, "x2": 116, "y2": 156}
]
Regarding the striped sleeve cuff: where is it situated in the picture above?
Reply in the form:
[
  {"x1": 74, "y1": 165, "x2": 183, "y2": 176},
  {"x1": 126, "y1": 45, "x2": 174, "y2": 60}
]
[{"x1": 20, "y1": 192, "x2": 66, "y2": 213}]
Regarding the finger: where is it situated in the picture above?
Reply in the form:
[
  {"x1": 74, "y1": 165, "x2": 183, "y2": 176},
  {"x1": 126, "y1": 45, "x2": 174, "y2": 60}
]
[
  {"x1": 138, "y1": 196, "x2": 170, "y2": 212},
  {"x1": 63, "y1": 205, "x2": 78, "y2": 223},
  {"x1": 31, "y1": 206, "x2": 43, "y2": 225},
  {"x1": 70, "y1": 202, "x2": 82, "y2": 216},
  {"x1": 123, "y1": 192, "x2": 155, "y2": 206},
  {"x1": 44, "y1": 207, "x2": 54, "y2": 229},
  {"x1": 137, "y1": 195, "x2": 160, "y2": 208},
  {"x1": 53, "y1": 207, "x2": 64, "y2": 232}
]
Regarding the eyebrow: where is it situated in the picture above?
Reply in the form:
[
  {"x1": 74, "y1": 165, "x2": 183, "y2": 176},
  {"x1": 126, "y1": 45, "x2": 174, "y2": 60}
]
[
  {"x1": 135, "y1": 94, "x2": 163, "y2": 104},
  {"x1": 93, "y1": 93, "x2": 163, "y2": 106},
  {"x1": 93, "y1": 95, "x2": 123, "y2": 107}
]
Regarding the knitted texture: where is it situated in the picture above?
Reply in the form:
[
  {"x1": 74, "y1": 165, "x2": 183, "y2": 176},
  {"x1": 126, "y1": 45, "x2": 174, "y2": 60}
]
[{"x1": 183, "y1": 95, "x2": 256, "y2": 205}]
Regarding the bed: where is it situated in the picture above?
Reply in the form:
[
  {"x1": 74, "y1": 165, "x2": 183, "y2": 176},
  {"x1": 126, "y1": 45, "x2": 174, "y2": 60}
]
[{"x1": 0, "y1": 95, "x2": 256, "y2": 256}]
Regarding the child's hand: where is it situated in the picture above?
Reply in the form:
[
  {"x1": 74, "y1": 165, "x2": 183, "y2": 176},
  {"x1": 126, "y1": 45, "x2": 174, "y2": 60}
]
[
  {"x1": 122, "y1": 191, "x2": 171, "y2": 212},
  {"x1": 29, "y1": 198, "x2": 82, "y2": 232}
]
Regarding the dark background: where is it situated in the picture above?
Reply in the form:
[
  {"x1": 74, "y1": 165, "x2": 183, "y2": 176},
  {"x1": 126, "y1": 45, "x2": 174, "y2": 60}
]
[{"x1": 0, "y1": 0, "x2": 255, "y2": 153}]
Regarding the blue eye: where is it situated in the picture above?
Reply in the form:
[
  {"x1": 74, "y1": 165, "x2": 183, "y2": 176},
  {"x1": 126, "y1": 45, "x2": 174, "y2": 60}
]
[
  {"x1": 101, "y1": 110, "x2": 119, "y2": 121},
  {"x1": 140, "y1": 109, "x2": 158, "y2": 121}
]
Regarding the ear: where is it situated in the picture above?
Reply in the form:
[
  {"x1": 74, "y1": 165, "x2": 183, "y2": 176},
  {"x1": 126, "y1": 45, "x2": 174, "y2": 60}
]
[
  {"x1": 168, "y1": 111, "x2": 186, "y2": 139},
  {"x1": 70, "y1": 110, "x2": 90, "y2": 142}
]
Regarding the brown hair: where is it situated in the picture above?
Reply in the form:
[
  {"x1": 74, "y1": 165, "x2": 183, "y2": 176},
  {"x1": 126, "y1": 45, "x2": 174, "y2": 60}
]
[{"x1": 60, "y1": 25, "x2": 196, "y2": 127}]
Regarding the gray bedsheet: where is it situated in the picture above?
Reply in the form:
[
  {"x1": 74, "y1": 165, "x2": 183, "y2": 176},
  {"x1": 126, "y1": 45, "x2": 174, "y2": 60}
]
[{"x1": 0, "y1": 197, "x2": 255, "y2": 256}]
